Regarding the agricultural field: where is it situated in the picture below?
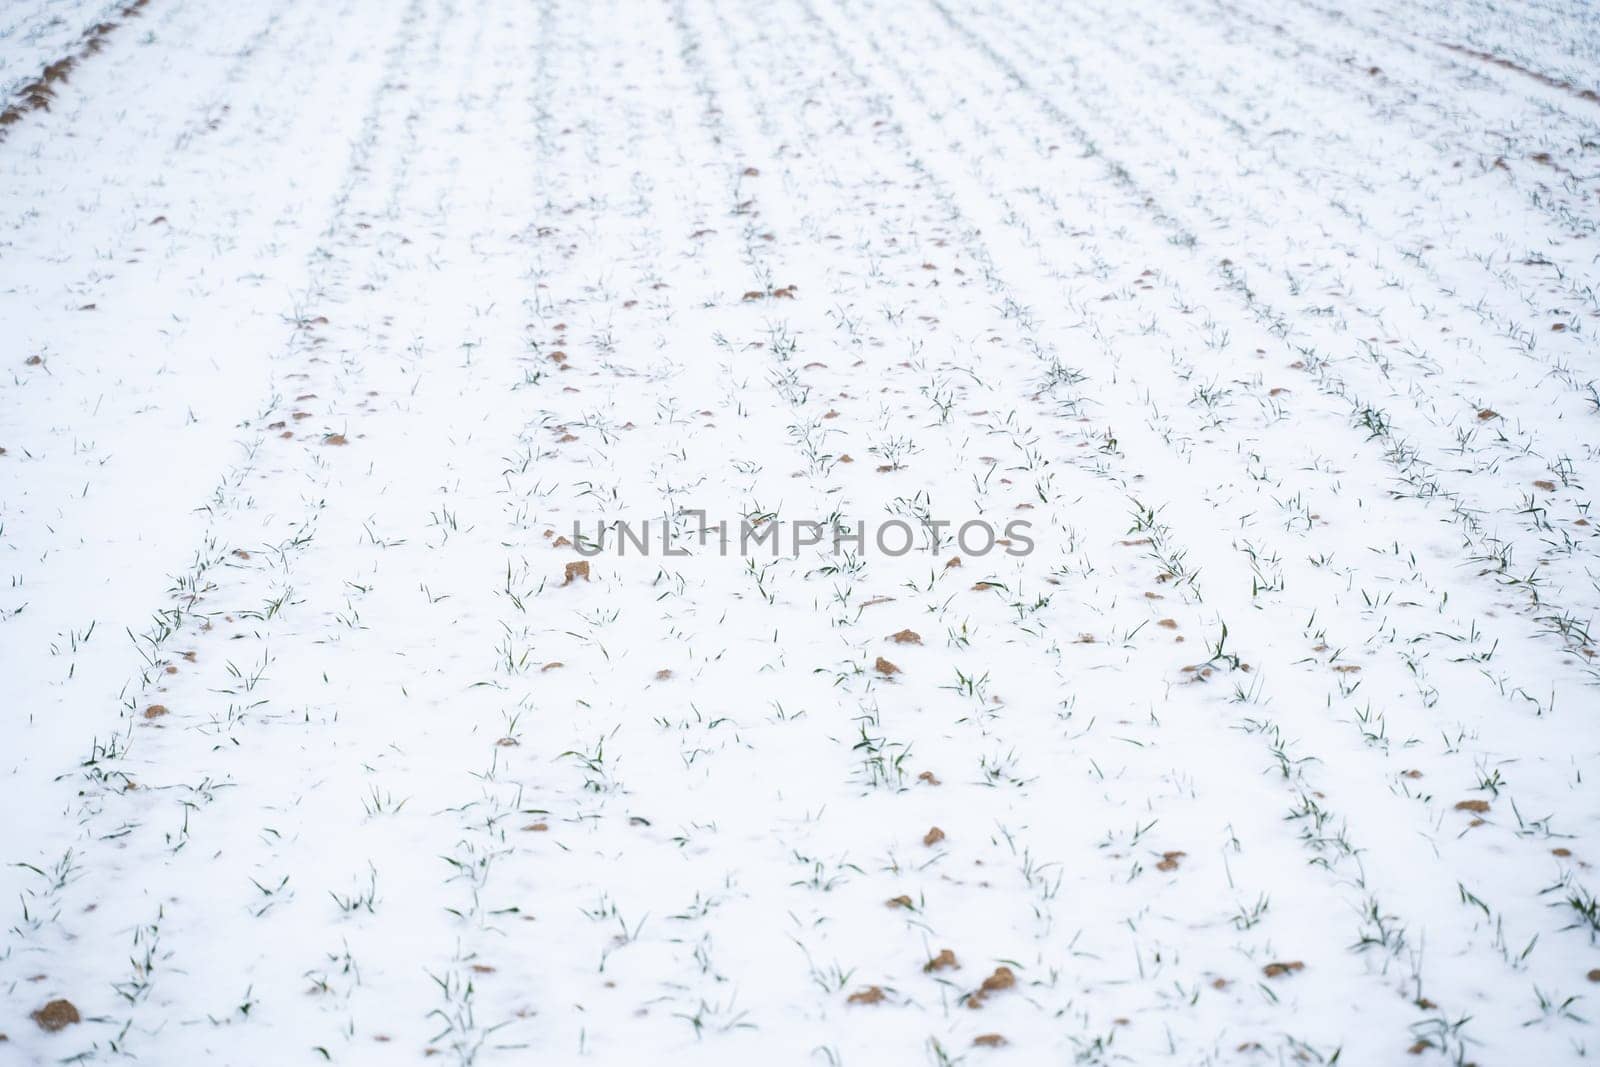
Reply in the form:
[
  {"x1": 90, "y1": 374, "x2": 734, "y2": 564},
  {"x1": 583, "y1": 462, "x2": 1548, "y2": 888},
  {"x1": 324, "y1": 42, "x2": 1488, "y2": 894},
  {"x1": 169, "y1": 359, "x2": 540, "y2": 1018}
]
[{"x1": 2, "y1": 0, "x2": 1598, "y2": 1063}]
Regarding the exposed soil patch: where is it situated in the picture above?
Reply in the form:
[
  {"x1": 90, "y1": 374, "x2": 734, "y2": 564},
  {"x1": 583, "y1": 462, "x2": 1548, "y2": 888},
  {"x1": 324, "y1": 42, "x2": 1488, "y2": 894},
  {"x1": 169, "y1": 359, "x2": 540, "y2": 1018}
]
[
  {"x1": 1437, "y1": 41, "x2": 1600, "y2": 108},
  {"x1": 0, "y1": 0, "x2": 153, "y2": 143},
  {"x1": 967, "y1": 966, "x2": 1016, "y2": 1008},
  {"x1": 31, "y1": 999, "x2": 80, "y2": 1032}
]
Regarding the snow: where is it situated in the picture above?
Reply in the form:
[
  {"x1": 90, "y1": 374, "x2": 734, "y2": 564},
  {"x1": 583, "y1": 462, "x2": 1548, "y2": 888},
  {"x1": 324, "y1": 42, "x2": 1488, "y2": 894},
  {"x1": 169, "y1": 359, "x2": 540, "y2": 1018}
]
[{"x1": 1, "y1": 0, "x2": 1598, "y2": 1063}]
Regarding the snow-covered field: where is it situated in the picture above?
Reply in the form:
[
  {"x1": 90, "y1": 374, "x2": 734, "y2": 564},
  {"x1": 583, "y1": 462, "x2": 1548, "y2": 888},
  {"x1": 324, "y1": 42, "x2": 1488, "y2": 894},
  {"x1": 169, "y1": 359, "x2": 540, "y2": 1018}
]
[{"x1": 2, "y1": 0, "x2": 1599, "y2": 1062}]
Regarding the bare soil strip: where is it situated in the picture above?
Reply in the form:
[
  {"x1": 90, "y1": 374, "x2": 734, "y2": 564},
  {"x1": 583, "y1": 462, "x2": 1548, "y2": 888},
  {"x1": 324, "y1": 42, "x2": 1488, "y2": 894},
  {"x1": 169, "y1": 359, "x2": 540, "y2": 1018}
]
[
  {"x1": 1437, "y1": 38, "x2": 1600, "y2": 106},
  {"x1": 0, "y1": 0, "x2": 151, "y2": 142}
]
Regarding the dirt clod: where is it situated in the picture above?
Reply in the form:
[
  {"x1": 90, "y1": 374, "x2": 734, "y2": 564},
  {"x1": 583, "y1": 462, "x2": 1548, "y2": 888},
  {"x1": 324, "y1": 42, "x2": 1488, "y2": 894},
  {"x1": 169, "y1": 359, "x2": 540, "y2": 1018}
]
[
  {"x1": 31, "y1": 1000, "x2": 79, "y2": 1032},
  {"x1": 968, "y1": 966, "x2": 1016, "y2": 1008}
]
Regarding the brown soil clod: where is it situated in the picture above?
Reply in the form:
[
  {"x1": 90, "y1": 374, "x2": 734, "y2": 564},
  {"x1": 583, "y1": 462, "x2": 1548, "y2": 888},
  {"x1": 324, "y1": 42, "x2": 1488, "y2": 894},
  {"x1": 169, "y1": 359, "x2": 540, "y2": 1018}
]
[
  {"x1": 31, "y1": 999, "x2": 80, "y2": 1032},
  {"x1": 563, "y1": 561, "x2": 590, "y2": 585},
  {"x1": 1156, "y1": 850, "x2": 1185, "y2": 872},
  {"x1": 874, "y1": 656, "x2": 900, "y2": 676},
  {"x1": 967, "y1": 966, "x2": 1017, "y2": 1008},
  {"x1": 142, "y1": 704, "x2": 168, "y2": 720},
  {"x1": 1262, "y1": 961, "x2": 1304, "y2": 978},
  {"x1": 973, "y1": 1034, "x2": 1007, "y2": 1048},
  {"x1": 1454, "y1": 799, "x2": 1491, "y2": 814},
  {"x1": 846, "y1": 986, "x2": 886, "y2": 1005},
  {"x1": 923, "y1": 826, "x2": 946, "y2": 847},
  {"x1": 924, "y1": 949, "x2": 959, "y2": 973},
  {"x1": 889, "y1": 629, "x2": 922, "y2": 644}
]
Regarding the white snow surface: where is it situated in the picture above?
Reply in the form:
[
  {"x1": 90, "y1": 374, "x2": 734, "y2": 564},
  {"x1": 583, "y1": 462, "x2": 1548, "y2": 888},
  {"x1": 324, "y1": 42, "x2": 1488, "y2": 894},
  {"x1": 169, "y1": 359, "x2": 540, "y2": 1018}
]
[{"x1": 2, "y1": 0, "x2": 1599, "y2": 1063}]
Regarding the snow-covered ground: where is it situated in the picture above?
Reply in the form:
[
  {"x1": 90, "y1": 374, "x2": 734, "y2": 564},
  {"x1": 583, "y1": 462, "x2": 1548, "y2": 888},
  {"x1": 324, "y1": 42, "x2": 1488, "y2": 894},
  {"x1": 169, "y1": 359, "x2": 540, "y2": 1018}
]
[{"x1": 2, "y1": 0, "x2": 1598, "y2": 1062}]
